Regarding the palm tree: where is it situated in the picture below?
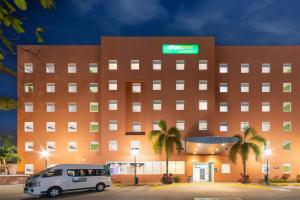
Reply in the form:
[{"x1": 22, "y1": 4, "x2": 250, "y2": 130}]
[
  {"x1": 149, "y1": 120, "x2": 182, "y2": 178},
  {"x1": 0, "y1": 97, "x2": 17, "y2": 111},
  {"x1": 229, "y1": 127, "x2": 266, "y2": 183},
  {"x1": 0, "y1": 136, "x2": 20, "y2": 174}
]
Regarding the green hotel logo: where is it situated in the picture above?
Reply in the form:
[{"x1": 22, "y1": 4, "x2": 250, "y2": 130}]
[{"x1": 162, "y1": 44, "x2": 199, "y2": 54}]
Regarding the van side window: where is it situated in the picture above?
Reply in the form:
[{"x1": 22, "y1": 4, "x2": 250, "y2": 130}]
[
  {"x1": 42, "y1": 169, "x2": 63, "y2": 178},
  {"x1": 67, "y1": 169, "x2": 109, "y2": 176}
]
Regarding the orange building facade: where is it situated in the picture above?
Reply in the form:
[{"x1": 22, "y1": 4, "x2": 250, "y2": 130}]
[{"x1": 17, "y1": 37, "x2": 300, "y2": 183}]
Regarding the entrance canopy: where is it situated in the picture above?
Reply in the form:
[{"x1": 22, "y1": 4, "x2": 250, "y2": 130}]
[{"x1": 185, "y1": 136, "x2": 239, "y2": 155}]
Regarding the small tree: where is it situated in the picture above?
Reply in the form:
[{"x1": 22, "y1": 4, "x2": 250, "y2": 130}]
[
  {"x1": 229, "y1": 127, "x2": 266, "y2": 183},
  {"x1": 149, "y1": 120, "x2": 182, "y2": 182},
  {"x1": 0, "y1": 135, "x2": 20, "y2": 174}
]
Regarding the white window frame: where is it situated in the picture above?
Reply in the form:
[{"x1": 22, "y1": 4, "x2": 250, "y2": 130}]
[
  {"x1": 153, "y1": 100, "x2": 162, "y2": 111},
  {"x1": 24, "y1": 122, "x2": 33, "y2": 132},
  {"x1": 176, "y1": 60, "x2": 185, "y2": 70},
  {"x1": 262, "y1": 122, "x2": 270, "y2": 132},
  {"x1": 176, "y1": 120, "x2": 185, "y2": 131},
  {"x1": 198, "y1": 120, "x2": 208, "y2": 131},
  {"x1": 132, "y1": 102, "x2": 141, "y2": 112},
  {"x1": 219, "y1": 63, "x2": 228, "y2": 73},
  {"x1": 241, "y1": 63, "x2": 249, "y2": 73},
  {"x1": 46, "y1": 102, "x2": 55, "y2": 112},
  {"x1": 68, "y1": 102, "x2": 77, "y2": 112},
  {"x1": 25, "y1": 102, "x2": 33, "y2": 112},
  {"x1": 68, "y1": 83, "x2": 77, "y2": 93},
  {"x1": 24, "y1": 83, "x2": 34, "y2": 93},
  {"x1": 108, "y1": 80, "x2": 118, "y2": 91},
  {"x1": 262, "y1": 83, "x2": 270, "y2": 93},
  {"x1": 46, "y1": 63, "x2": 55, "y2": 73},
  {"x1": 219, "y1": 83, "x2": 228, "y2": 93},
  {"x1": 108, "y1": 60, "x2": 118, "y2": 70},
  {"x1": 199, "y1": 100, "x2": 208, "y2": 111},
  {"x1": 68, "y1": 63, "x2": 77, "y2": 73},
  {"x1": 132, "y1": 122, "x2": 142, "y2": 132},
  {"x1": 221, "y1": 164, "x2": 231, "y2": 174},
  {"x1": 262, "y1": 63, "x2": 270, "y2": 74},
  {"x1": 131, "y1": 60, "x2": 140, "y2": 70},
  {"x1": 132, "y1": 83, "x2": 141, "y2": 93},
  {"x1": 89, "y1": 63, "x2": 98, "y2": 73},
  {"x1": 46, "y1": 122, "x2": 55, "y2": 132},
  {"x1": 262, "y1": 102, "x2": 270, "y2": 112},
  {"x1": 199, "y1": 80, "x2": 208, "y2": 91},
  {"x1": 25, "y1": 142, "x2": 34, "y2": 152},
  {"x1": 152, "y1": 60, "x2": 161, "y2": 70},
  {"x1": 176, "y1": 100, "x2": 184, "y2": 111},
  {"x1": 283, "y1": 63, "x2": 292, "y2": 74},
  {"x1": 68, "y1": 122, "x2": 77, "y2": 132},
  {"x1": 176, "y1": 80, "x2": 184, "y2": 91},
  {"x1": 47, "y1": 141, "x2": 56, "y2": 152},
  {"x1": 219, "y1": 122, "x2": 228, "y2": 132},
  {"x1": 109, "y1": 140, "x2": 118, "y2": 151},
  {"x1": 24, "y1": 63, "x2": 33, "y2": 73},
  {"x1": 109, "y1": 100, "x2": 118, "y2": 111},
  {"x1": 153, "y1": 80, "x2": 162, "y2": 91},
  {"x1": 68, "y1": 141, "x2": 77, "y2": 152},
  {"x1": 46, "y1": 83, "x2": 55, "y2": 93},
  {"x1": 240, "y1": 121, "x2": 249, "y2": 132},
  {"x1": 109, "y1": 120, "x2": 118, "y2": 131},
  {"x1": 199, "y1": 60, "x2": 208, "y2": 70},
  {"x1": 240, "y1": 83, "x2": 249, "y2": 93},
  {"x1": 89, "y1": 83, "x2": 98, "y2": 93},
  {"x1": 219, "y1": 102, "x2": 228, "y2": 112}
]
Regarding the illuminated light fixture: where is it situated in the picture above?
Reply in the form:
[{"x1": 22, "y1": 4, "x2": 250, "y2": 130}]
[
  {"x1": 264, "y1": 148, "x2": 271, "y2": 156},
  {"x1": 40, "y1": 150, "x2": 49, "y2": 158},
  {"x1": 216, "y1": 148, "x2": 219, "y2": 152},
  {"x1": 221, "y1": 143, "x2": 226, "y2": 147}
]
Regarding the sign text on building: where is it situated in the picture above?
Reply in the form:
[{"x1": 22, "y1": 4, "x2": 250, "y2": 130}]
[{"x1": 162, "y1": 44, "x2": 199, "y2": 54}]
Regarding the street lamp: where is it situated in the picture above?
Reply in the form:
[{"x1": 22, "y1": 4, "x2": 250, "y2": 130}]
[
  {"x1": 40, "y1": 150, "x2": 49, "y2": 169},
  {"x1": 264, "y1": 148, "x2": 271, "y2": 185},
  {"x1": 131, "y1": 148, "x2": 139, "y2": 185}
]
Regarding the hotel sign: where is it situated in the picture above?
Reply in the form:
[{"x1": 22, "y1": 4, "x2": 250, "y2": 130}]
[{"x1": 162, "y1": 44, "x2": 199, "y2": 54}]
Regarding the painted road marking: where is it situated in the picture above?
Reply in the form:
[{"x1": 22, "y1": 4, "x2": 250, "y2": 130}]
[
  {"x1": 195, "y1": 198, "x2": 242, "y2": 200},
  {"x1": 271, "y1": 187, "x2": 291, "y2": 192}
]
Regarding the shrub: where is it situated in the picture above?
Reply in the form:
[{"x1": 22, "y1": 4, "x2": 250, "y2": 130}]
[
  {"x1": 281, "y1": 174, "x2": 290, "y2": 180},
  {"x1": 173, "y1": 176, "x2": 180, "y2": 183},
  {"x1": 296, "y1": 175, "x2": 300, "y2": 183}
]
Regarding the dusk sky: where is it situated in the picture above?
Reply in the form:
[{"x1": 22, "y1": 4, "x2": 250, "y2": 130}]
[{"x1": 1, "y1": 0, "x2": 300, "y2": 138}]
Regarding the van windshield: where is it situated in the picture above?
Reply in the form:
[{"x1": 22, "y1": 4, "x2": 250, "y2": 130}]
[{"x1": 32, "y1": 167, "x2": 53, "y2": 178}]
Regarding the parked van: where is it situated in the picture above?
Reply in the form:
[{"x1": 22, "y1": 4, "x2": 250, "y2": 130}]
[{"x1": 24, "y1": 164, "x2": 111, "y2": 197}]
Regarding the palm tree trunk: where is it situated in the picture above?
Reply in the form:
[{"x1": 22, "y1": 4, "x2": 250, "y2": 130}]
[
  {"x1": 166, "y1": 151, "x2": 169, "y2": 176},
  {"x1": 243, "y1": 160, "x2": 246, "y2": 184}
]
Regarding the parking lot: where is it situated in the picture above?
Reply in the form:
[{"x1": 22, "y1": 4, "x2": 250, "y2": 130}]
[{"x1": 1, "y1": 183, "x2": 300, "y2": 200}]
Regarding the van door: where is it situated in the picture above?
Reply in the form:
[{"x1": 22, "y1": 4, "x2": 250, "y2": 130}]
[{"x1": 65, "y1": 169, "x2": 90, "y2": 190}]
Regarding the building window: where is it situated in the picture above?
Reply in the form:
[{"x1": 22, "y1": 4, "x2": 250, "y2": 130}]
[
  {"x1": 176, "y1": 120, "x2": 185, "y2": 131},
  {"x1": 24, "y1": 83, "x2": 34, "y2": 93},
  {"x1": 283, "y1": 121, "x2": 292, "y2": 132},
  {"x1": 262, "y1": 164, "x2": 271, "y2": 174},
  {"x1": 46, "y1": 83, "x2": 55, "y2": 93},
  {"x1": 283, "y1": 63, "x2": 292, "y2": 74},
  {"x1": 153, "y1": 80, "x2": 162, "y2": 91},
  {"x1": 68, "y1": 103, "x2": 77, "y2": 112},
  {"x1": 47, "y1": 141, "x2": 56, "y2": 152},
  {"x1": 90, "y1": 102, "x2": 99, "y2": 112},
  {"x1": 24, "y1": 102, "x2": 33, "y2": 112},
  {"x1": 283, "y1": 163, "x2": 291, "y2": 173},
  {"x1": 219, "y1": 102, "x2": 228, "y2": 112},
  {"x1": 24, "y1": 122, "x2": 33, "y2": 132},
  {"x1": 262, "y1": 83, "x2": 270, "y2": 93},
  {"x1": 108, "y1": 100, "x2": 118, "y2": 111},
  {"x1": 262, "y1": 122, "x2": 270, "y2": 132},
  {"x1": 132, "y1": 83, "x2": 141, "y2": 93},
  {"x1": 240, "y1": 122, "x2": 249, "y2": 132},
  {"x1": 68, "y1": 63, "x2": 77, "y2": 73},
  {"x1": 219, "y1": 83, "x2": 228, "y2": 93},
  {"x1": 283, "y1": 83, "x2": 292, "y2": 93},
  {"x1": 25, "y1": 164, "x2": 34, "y2": 174},
  {"x1": 240, "y1": 102, "x2": 249, "y2": 112},
  {"x1": 152, "y1": 121, "x2": 159, "y2": 131},
  {"x1": 283, "y1": 102, "x2": 292, "y2": 112},
  {"x1": 109, "y1": 140, "x2": 118, "y2": 151},
  {"x1": 153, "y1": 60, "x2": 161, "y2": 70},
  {"x1": 132, "y1": 122, "x2": 142, "y2": 132},
  {"x1": 199, "y1": 60, "x2": 208, "y2": 70},
  {"x1": 68, "y1": 83, "x2": 77, "y2": 93},
  {"x1": 90, "y1": 122, "x2": 99, "y2": 132},
  {"x1": 176, "y1": 60, "x2": 185, "y2": 70},
  {"x1": 262, "y1": 102, "x2": 270, "y2": 112},
  {"x1": 199, "y1": 80, "x2": 208, "y2": 91},
  {"x1": 89, "y1": 63, "x2": 98, "y2": 73},
  {"x1": 241, "y1": 63, "x2": 249, "y2": 73},
  {"x1": 219, "y1": 122, "x2": 228, "y2": 132},
  {"x1": 283, "y1": 141, "x2": 291, "y2": 151},
  {"x1": 131, "y1": 60, "x2": 140, "y2": 70},
  {"x1": 45, "y1": 63, "x2": 54, "y2": 74},
  {"x1": 221, "y1": 164, "x2": 230, "y2": 174},
  {"x1": 46, "y1": 122, "x2": 55, "y2": 132},
  {"x1": 90, "y1": 141, "x2": 99, "y2": 152},
  {"x1": 25, "y1": 142, "x2": 34, "y2": 152},
  {"x1": 219, "y1": 63, "x2": 228, "y2": 73},
  {"x1": 109, "y1": 120, "x2": 118, "y2": 131},
  {"x1": 108, "y1": 80, "x2": 118, "y2": 91},
  {"x1": 198, "y1": 120, "x2": 208, "y2": 131},
  {"x1": 199, "y1": 100, "x2": 208, "y2": 111},
  {"x1": 89, "y1": 83, "x2": 98, "y2": 93},
  {"x1": 241, "y1": 83, "x2": 249, "y2": 93},
  {"x1": 46, "y1": 102, "x2": 55, "y2": 112},
  {"x1": 153, "y1": 100, "x2": 162, "y2": 111},
  {"x1": 68, "y1": 141, "x2": 77, "y2": 152},
  {"x1": 68, "y1": 122, "x2": 77, "y2": 132},
  {"x1": 176, "y1": 100, "x2": 184, "y2": 111},
  {"x1": 262, "y1": 63, "x2": 270, "y2": 73},
  {"x1": 108, "y1": 60, "x2": 118, "y2": 70},
  {"x1": 131, "y1": 140, "x2": 140, "y2": 150},
  {"x1": 132, "y1": 102, "x2": 141, "y2": 112},
  {"x1": 24, "y1": 63, "x2": 33, "y2": 73},
  {"x1": 176, "y1": 80, "x2": 184, "y2": 90}
]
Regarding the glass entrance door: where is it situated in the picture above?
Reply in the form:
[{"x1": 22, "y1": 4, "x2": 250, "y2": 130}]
[{"x1": 193, "y1": 164, "x2": 211, "y2": 182}]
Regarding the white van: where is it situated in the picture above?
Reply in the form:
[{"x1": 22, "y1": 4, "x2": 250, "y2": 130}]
[{"x1": 24, "y1": 164, "x2": 112, "y2": 197}]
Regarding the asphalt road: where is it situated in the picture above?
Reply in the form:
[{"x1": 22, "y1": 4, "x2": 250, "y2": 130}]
[{"x1": 0, "y1": 183, "x2": 300, "y2": 200}]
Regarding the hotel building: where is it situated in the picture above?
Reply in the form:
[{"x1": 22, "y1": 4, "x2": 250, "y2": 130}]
[{"x1": 17, "y1": 36, "x2": 300, "y2": 182}]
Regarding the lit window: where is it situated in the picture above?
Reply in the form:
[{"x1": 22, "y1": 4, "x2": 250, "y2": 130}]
[
  {"x1": 47, "y1": 141, "x2": 56, "y2": 152},
  {"x1": 131, "y1": 140, "x2": 140, "y2": 150},
  {"x1": 199, "y1": 120, "x2": 208, "y2": 131},
  {"x1": 240, "y1": 122, "x2": 249, "y2": 132},
  {"x1": 108, "y1": 80, "x2": 118, "y2": 91},
  {"x1": 68, "y1": 83, "x2": 77, "y2": 93},
  {"x1": 46, "y1": 63, "x2": 55, "y2": 73},
  {"x1": 221, "y1": 164, "x2": 230, "y2": 174},
  {"x1": 68, "y1": 141, "x2": 77, "y2": 152},
  {"x1": 283, "y1": 102, "x2": 292, "y2": 112},
  {"x1": 176, "y1": 80, "x2": 184, "y2": 90},
  {"x1": 262, "y1": 122, "x2": 270, "y2": 132},
  {"x1": 108, "y1": 100, "x2": 117, "y2": 111},
  {"x1": 90, "y1": 102, "x2": 99, "y2": 112},
  {"x1": 153, "y1": 60, "x2": 161, "y2": 70},
  {"x1": 24, "y1": 122, "x2": 33, "y2": 132},
  {"x1": 89, "y1": 83, "x2": 98, "y2": 93},
  {"x1": 241, "y1": 102, "x2": 249, "y2": 112},
  {"x1": 68, "y1": 63, "x2": 76, "y2": 73},
  {"x1": 283, "y1": 163, "x2": 291, "y2": 173},
  {"x1": 219, "y1": 63, "x2": 228, "y2": 73},
  {"x1": 46, "y1": 102, "x2": 55, "y2": 112},
  {"x1": 153, "y1": 100, "x2": 162, "y2": 111},
  {"x1": 132, "y1": 102, "x2": 141, "y2": 112},
  {"x1": 176, "y1": 100, "x2": 184, "y2": 111},
  {"x1": 241, "y1": 63, "x2": 249, "y2": 73},
  {"x1": 109, "y1": 120, "x2": 118, "y2": 131},
  {"x1": 262, "y1": 102, "x2": 270, "y2": 112},
  {"x1": 132, "y1": 83, "x2": 141, "y2": 93},
  {"x1": 152, "y1": 80, "x2": 162, "y2": 91},
  {"x1": 176, "y1": 120, "x2": 185, "y2": 131},
  {"x1": 283, "y1": 63, "x2": 292, "y2": 74},
  {"x1": 176, "y1": 60, "x2": 185, "y2": 70},
  {"x1": 131, "y1": 60, "x2": 140, "y2": 70},
  {"x1": 262, "y1": 63, "x2": 270, "y2": 73},
  {"x1": 25, "y1": 142, "x2": 34, "y2": 152},
  {"x1": 199, "y1": 80, "x2": 208, "y2": 91},
  {"x1": 68, "y1": 103, "x2": 77, "y2": 112},
  {"x1": 241, "y1": 83, "x2": 249, "y2": 93},
  {"x1": 199, "y1": 100, "x2": 208, "y2": 111},
  {"x1": 109, "y1": 140, "x2": 118, "y2": 151},
  {"x1": 132, "y1": 122, "x2": 141, "y2": 132},
  {"x1": 25, "y1": 102, "x2": 33, "y2": 112},
  {"x1": 90, "y1": 122, "x2": 99, "y2": 132},
  {"x1": 262, "y1": 83, "x2": 270, "y2": 93},
  {"x1": 89, "y1": 63, "x2": 98, "y2": 73},
  {"x1": 68, "y1": 122, "x2": 77, "y2": 132},
  {"x1": 219, "y1": 122, "x2": 228, "y2": 132},
  {"x1": 152, "y1": 121, "x2": 159, "y2": 130},
  {"x1": 219, "y1": 102, "x2": 228, "y2": 112},
  {"x1": 262, "y1": 164, "x2": 271, "y2": 174},
  {"x1": 46, "y1": 83, "x2": 55, "y2": 93},
  {"x1": 283, "y1": 83, "x2": 292, "y2": 93},
  {"x1": 46, "y1": 122, "x2": 55, "y2": 132},
  {"x1": 24, "y1": 63, "x2": 33, "y2": 73},
  {"x1": 199, "y1": 60, "x2": 208, "y2": 70},
  {"x1": 24, "y1": 83, "x2": 34, "y2": 93},
  {"x1": 90, "y1": 141, "x2": 99, "y2": 152},
  {"x1": 219, "y1": 83, "x2": 228, "y2": 93},
  {"x1": 283, "y1": 141, "x2": 291, "y2": 151},
  {"x1": 25, "y1": 164, "x2": 34, "y2": 174},
  {"x1": 283, "y1": 121, "x2": 291, "y2": 132},
  {"x1": 181, "y1": 140, "x2": 185, "y2": 150},
  {"x1": 108, "y1": 60, "x2": 118, "y2": 70}
]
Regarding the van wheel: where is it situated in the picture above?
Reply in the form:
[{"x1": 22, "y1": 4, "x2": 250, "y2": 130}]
[
  {"x1": 47, "y1": 186, "x2": 62, "y2": 197},
  {"x1": 96, "y1": 183, "x2": 105, "y2": 192}
]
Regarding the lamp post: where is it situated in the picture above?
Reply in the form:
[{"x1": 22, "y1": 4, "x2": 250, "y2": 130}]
[
  {"x1": 264, "y1": 148, "x2": 271, "y2": 185},
  {"x1": 41, "y1": 150, "x2": 49, "y2": 169},
  {"x1": 131, "y1": 148, "x2": 139, "y2": 185}
]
